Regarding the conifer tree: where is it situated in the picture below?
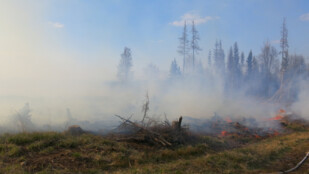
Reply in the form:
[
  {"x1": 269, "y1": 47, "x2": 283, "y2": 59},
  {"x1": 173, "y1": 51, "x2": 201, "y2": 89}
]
[
  {"x1": 246, "y1": 50, "x2": 253, "y2": 78},
  {"x1": 178, "y1": 21, "x2": 190, "y2": 73},
  {"x1": 214, "y1": 40, "x2": 225, "y2": 74},
  {"x1": 208, "y1": 50, "x2": 212, "y2": 67},
  {"x1": 241, "y1": 52, "x2": 245, "y2": 66},
  {"x1": 170, "y1": 59, "x2": 181, "y2": 77},
  {"x1": 191, "y1": 20, "x2": 202, "y2": 70},
  {"x1": 117, "y1": 47, "x2": 133, "y2": 81}
]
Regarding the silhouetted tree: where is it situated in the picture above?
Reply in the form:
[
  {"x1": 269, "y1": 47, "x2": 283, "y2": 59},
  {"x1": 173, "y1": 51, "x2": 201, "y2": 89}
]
[
  {"x1": 280, "y1": 18, "x2": 289, "y2": 82},
  {"x1": 178, "y1": 21, "x2": 190, "y2": 73},
  {"x1": 214, "y1": 40, "x2": 225, "y2": 75},
  {"x1": 117, "y1": 47, "x2": 133, "y2": 81},
  {"x1": 246, "y1": 50, "x2": 253, "y2": 79},
  {"x1": 260, "y1": 41, "x2": 278, "y2": 74},
  {"x1": 227, "y1": 47, "x2": 235, "y2": 90},
  {"x1": 241, "y1": 52, "x2": 245, "y2": 66},
  {"x1": 252, "y1": 56, "x2": 259, "y2": 75},
  {"x1": 259, "y1": 42, "x2": 279, "y2": 97},
  {"x1": 227, "y1": 47, "x2": 234, "y2": 75},
  {"x1": 233, "y1": 42, "x2": 242, "y2": 87},
  {"x1": 208, "y1": 50, "x2": 212, "y2": 67},
  {"x1": 191, "y1": 20, "x2": 202, "y2": 71},
  {"x1": 170, "y1": 59, "x2": 181, "y2": 78}
]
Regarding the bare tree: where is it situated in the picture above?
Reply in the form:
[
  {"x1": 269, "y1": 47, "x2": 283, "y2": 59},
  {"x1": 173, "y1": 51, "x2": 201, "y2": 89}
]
[
  {"x1": 141, "y1": 92, "x2": 149, "y2": 125},
  {"x1": 260, "y1": 41, "x2": 278, "y2": 74},
  {"x1": 259, "y1": 41, "x2": 279, "y2": 97},
  {"x1": 288, "y1": 54, "x2": 306, "y2": 77},
  {"x1": 178, "y1": 21, "x2": 190, "y2": 73},
  {"x1": 280, "y1": 18, "x2": 289, "y2": 81}
]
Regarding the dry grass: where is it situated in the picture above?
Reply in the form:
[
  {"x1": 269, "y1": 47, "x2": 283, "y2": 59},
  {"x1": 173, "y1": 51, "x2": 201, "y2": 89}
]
[
  {"x1": 0, "y1": 132, "x2": 214, "y2": 173},
  {"x1": 0, "y1": 124, "x2": 308, "y2": 173},
  {"x1": 116, "y1": 131, "x2": 309, "y2": 174}
]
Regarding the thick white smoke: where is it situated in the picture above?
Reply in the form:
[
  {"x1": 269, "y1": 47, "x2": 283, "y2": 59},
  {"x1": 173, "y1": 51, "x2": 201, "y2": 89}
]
[
  {"x1": 0, "y1": 1, "x2": 302, "y2": 133},
  {"x1": 291, "y1": 81, "x2": 309, "y2": 120}
]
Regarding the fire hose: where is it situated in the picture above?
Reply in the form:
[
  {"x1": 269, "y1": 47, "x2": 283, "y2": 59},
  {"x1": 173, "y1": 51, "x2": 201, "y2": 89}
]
[{"x1": 277, "y1": 151, "x2": 309, "y2": 174}]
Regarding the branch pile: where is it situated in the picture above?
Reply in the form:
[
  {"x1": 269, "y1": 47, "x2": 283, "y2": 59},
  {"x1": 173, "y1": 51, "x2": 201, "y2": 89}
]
[{"x1": 112, "y1": 115, "x2": 190, "y2": 147}]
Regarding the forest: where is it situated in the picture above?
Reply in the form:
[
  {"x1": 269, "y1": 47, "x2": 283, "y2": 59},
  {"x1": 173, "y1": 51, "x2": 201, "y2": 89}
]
[{"x1": 118, "y1": 18, "x2": 308, "y2": 106}]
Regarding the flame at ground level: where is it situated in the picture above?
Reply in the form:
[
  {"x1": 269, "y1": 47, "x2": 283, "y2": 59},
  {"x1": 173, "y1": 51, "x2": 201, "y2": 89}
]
[
  {"x1": 268, "y1": 109, "x2": 286, "y2": 121},
  {"x1": 221, "y1": 131, "x2": 227, "y2": 136}
]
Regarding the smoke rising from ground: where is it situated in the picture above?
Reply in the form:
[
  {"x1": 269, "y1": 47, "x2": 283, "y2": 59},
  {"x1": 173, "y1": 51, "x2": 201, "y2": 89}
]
[
  {"x1": 291, "y1": 81, "x2": 309, "y2": 120},
  {"x1": 0, "y1": 1, "x2": 308, "y2": 133},
  {"x1": 0, "y1": 70, "x2": 284, "y2": 133}
]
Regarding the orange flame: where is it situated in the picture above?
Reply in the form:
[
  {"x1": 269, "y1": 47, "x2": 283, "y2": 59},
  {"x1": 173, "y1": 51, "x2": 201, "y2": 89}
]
[
  {"x1": 224, "y1": 117, "x2": 232, "y2": 123},
  {"x1": 273, "y1": 131, "x2": 279, "y2": 136},
  {"x1": 269, "y1": 115, "x2": 283, "y2": 121},
  {"x1": 268, "y1": 109, "x2": 285, "y2": 121},
  {"x1": 279, "y1": 109, "x2": 286, "y2": 114},
  {"x1": 254, "y1": 134, "x2": 261, "y2": 138},
  {"x1": 221, "y1": 131, "x2": 227, "y2": 136}
]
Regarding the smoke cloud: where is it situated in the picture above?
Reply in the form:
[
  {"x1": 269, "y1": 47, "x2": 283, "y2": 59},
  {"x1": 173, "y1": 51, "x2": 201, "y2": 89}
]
[{"x1": 0, "y1": 1, "x2": 307, "y2": 134}]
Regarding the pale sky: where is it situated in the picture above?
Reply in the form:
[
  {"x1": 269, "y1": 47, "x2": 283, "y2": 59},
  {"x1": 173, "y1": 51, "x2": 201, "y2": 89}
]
[{"x1": 1, "y1": 0, "x2": 309, "y2": 76}]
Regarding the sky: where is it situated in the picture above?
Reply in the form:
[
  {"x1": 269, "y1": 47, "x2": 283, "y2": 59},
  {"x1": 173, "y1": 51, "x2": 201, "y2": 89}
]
[
  {"x1": 0, "y1": 0, "x2": 309, "y2": 125},
  {"x1": 1, "y1": 0, "x2": 309, "y2": 73},
  {"x1": 49, "y1": 0, "x2": 309, "y2": 70}
]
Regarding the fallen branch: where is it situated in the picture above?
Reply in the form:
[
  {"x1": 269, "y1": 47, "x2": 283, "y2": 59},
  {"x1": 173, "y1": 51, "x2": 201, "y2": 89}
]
[{"x1": 114, "y1": 114, "x2": 172, "y2": 147}]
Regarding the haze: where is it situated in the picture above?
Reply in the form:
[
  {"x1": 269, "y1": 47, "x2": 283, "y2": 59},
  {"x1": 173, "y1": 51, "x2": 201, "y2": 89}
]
[{"x1": 0, "y1": 0, "x2": 309, "y2": 132}]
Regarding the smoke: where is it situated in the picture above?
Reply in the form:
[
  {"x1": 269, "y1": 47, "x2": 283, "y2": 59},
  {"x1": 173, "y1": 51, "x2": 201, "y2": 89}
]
[
  {"x1": 291, "y1": 81, "x2": 309, "y2": 119},
  {"x1": 0, "y1": 69, "x2": 282, "y2": 133},
  {"x1": 0, "y1": 1, "x2": 306, "y2": 134}
]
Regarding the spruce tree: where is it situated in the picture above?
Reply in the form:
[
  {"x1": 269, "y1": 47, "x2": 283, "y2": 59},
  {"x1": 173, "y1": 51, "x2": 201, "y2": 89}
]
[
  {"x1": 170, "y1": 58, "x2": 181, "y2": 78},
  {"x1": 214, "y1": 40, "x2": 225, "y2": 74},
  {"x1": 246, "y1": 50, "x2": 253, "y2": 78},
  {"x1": 178, "y1": 21, "x2": 190, "y2": 73},
  {"x1": 241, "y1": 52, "x2": 245, "y2": 66},
  {"x1": 208, "y1": 50, "x2": 212, "y2": 67},
  {"x1": 191, "y1": 20, "x2": 202, "y2": 70},
  {"x1": 117, "y1": 47, "x2": 133, "y2": 81}
]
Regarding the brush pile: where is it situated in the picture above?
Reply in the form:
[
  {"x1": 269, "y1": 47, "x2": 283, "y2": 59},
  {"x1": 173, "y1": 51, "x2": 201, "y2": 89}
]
[
  {"x1": 111, "y1": 115, "x2": 190, "y2": 147},
  {"x1": 109, "y1": 93, "x2": 192, "y2": 147}
]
